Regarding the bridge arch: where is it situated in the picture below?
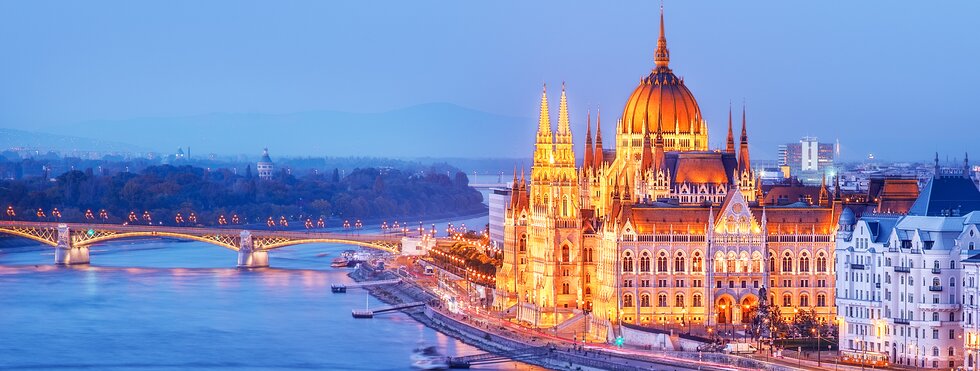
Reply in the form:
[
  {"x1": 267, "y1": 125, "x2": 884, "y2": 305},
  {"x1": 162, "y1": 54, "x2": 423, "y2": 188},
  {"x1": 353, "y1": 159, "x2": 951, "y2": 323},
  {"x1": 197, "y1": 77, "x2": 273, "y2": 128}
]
[
  {"x1": 74, "y1": 232, "x2": 240, "y2": 251},
  {"x1": 0, "y1": 226, "x2": 58, "y2": 247}
]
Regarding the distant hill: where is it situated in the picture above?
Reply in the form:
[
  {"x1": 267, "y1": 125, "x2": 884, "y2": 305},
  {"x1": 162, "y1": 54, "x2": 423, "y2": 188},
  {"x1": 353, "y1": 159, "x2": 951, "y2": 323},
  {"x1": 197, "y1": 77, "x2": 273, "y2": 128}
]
[
  {"x1": 53, "y1": 103, "x2": 538, "y2": 158},
  {"x1": 0, "y1": 128, "x2": 147, "y2": 153}
]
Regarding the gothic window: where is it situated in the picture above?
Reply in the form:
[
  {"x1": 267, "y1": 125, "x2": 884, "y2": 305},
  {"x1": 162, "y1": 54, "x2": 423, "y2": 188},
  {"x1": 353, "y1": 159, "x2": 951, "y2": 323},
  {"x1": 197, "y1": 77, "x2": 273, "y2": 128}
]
[
  {"x1": 715, "y1": 252, "x2": 726, "y2": 273},
  {"x1": 726, "y1": 253, "x2": 736, "y2": 272},
  {"x1": 783, "y1": 294, "x2": 792, "y2": 307},
  {"x1": 692, "y1": 252, "x2": 703, "y2": 272},
  {"x1": 657, "y1": 293, "x2": 667, "y2": 307},
  {"x1": 657, "y1": 251, "x2": 668, "y2": 272},
  {"x1": 585, "y1": 287, "x2": 591, "y2": 295},
  {"x1": 584, "y1": 248, "x2": 593, "y2": 263},
  {"x1": 816, "y1": 252, "x2": 827, "y2": 272},
  {"x1": 640, "y1": 251, "x2": 652, "y2": 273},
  {"x1": 519, "y1": 234, "x2": 527, "y2": 253},
  {"x1": 641, "y1": 294, "x2": 651, "y2": 307},
  {"x1": 623, "y1": 252, "x2": 634, "y2": 273},
  {"x1": 799, "y1": 252, "x2": 810, "y2": 273},
  {"x1": 799, "y1": 294, "x2": 809, "y2": 307},
  {"x1": 782, "y1": 252, "x2": 793, "y2": 273},
  {"x1": 623, "y1": 294, "x2": 634, "y2": 307},
  {"x1": 817, "y1": 294, "x2": 826, "y2": 307},
  {"x1": 585, "y1": 273, "x2": 591, "y2": 284},
  {"x1": 562, "y1": 282, "x2": 570, "y2": 295},
  {"x1": 561, "y1": 245, "x2": 570, "y2": 263},
  {"x1": 562, "y1": 196, "x2": 569, "y2": 217},
  {"x1": 675, "y1": 294, "x2": 684, "y2": 307},
  {"x1": 751, "y1": 252, "x2": 762, "y2": 273},
  {"x1": 674, "y1": 252, "x2": 686, "y2": 273},
  {"x1": 693, "y1": 293, "x2": 703, "y2": 307}
]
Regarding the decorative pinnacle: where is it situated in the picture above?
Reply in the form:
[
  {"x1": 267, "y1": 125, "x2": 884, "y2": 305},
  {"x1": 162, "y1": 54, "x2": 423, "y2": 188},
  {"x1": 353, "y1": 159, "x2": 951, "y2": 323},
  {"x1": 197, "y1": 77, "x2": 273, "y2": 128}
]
[{"x1": 654, "y1": 2, "x2": 670, "y2": 68}]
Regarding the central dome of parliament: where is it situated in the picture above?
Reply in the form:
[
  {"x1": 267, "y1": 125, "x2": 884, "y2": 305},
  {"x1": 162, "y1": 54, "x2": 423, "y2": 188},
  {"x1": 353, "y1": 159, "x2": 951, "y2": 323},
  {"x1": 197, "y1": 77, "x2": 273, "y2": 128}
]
[{"x1": 620, "y1": 10, "x2": 707, "y2": 151}]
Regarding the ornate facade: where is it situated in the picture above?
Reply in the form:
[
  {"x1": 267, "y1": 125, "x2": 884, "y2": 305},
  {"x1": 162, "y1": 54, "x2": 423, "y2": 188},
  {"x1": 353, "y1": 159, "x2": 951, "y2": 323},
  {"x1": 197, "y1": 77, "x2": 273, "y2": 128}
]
[{"x1": 494, "y1": 8, "x2": 841, "y2": 341}]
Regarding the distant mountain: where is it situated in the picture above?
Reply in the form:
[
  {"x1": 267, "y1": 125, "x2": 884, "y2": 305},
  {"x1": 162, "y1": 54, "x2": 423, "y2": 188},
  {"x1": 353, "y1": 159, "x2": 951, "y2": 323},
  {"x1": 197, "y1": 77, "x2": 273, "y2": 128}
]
[
  {"x1": 0, "y1": 128, "x2": 147, "y2": 153},
  {"x1": 54, "y1": 103, "x2": 538, "y2": 158}
]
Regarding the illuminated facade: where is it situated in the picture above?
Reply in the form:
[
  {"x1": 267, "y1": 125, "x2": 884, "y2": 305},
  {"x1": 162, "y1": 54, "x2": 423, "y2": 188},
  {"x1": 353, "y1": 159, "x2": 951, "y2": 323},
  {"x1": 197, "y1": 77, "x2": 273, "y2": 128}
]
[{"x1": 494, "y1": 8, "x2": 841, "y2": 340}]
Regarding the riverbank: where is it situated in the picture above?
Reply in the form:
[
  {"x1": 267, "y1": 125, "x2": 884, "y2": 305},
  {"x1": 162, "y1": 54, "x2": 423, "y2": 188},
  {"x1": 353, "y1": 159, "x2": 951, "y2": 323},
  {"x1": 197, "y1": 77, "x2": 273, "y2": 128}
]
[{"x1": 348, "y1": 264, "x2": 747, "y2": 371}]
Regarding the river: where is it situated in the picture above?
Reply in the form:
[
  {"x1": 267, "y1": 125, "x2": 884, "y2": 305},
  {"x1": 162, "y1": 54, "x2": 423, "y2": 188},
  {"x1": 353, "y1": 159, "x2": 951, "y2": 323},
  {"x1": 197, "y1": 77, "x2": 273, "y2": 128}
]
[{"x1": 0, "y1": 215, "x2": 544, "y2": 370}]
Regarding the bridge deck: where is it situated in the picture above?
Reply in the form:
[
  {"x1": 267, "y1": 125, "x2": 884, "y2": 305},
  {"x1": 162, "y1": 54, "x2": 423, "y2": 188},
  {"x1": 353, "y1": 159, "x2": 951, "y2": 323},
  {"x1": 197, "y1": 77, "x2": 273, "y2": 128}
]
[{"x1": 336, "y1": 278, "x2": 401, "y2": 289}]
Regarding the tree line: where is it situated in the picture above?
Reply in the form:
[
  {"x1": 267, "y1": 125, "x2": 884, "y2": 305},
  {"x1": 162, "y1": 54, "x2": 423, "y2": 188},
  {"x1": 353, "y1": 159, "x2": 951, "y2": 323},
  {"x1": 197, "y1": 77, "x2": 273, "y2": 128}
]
[{"x1": 0, "y1": 164, "x2": 486, "y2": 227}]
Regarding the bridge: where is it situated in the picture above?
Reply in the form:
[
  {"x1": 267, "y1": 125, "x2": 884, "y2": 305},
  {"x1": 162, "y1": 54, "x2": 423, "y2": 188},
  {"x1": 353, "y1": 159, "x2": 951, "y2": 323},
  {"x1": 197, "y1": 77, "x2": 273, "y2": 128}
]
[{"x1": 0, "y1": 221, "x2": 411, "y2": 268}]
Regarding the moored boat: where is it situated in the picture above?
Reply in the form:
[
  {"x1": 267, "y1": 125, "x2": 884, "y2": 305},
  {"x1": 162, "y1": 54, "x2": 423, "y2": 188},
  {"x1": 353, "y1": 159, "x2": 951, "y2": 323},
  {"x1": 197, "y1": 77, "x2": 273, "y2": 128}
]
[{"x1": 411, "y1": 345, "x2": 449, "y2": 370}]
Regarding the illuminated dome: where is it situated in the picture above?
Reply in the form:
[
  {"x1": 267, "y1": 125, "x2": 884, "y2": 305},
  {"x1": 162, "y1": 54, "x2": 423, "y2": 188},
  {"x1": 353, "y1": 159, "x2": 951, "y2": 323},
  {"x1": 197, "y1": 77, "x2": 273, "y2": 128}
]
[{"x1": 619, "y1": 9, "x2": 707, "y2": 152}]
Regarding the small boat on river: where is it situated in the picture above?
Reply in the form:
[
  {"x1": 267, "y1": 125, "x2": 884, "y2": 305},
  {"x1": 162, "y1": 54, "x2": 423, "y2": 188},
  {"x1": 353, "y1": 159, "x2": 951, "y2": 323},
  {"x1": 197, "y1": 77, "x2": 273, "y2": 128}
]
[{"x1": 410, "y1": 344, "x2": 449, "y2": 370}]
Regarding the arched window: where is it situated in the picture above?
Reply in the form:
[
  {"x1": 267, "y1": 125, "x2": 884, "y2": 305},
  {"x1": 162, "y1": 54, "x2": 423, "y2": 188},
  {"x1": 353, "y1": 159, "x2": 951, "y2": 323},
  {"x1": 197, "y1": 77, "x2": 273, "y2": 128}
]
[
  {"x1": 782, "y1": 252, "x2": 793, "y2": 273},
  {"x1": 799, "y1": 252, "x2": 810, "y2": 272},
  {"x1": 561, "y1": 245, "x2": 570, "y2": 263},
  {"x1": 800, "y1": 294, "x2": 809, "y2": 307},
  {"x1": 817, "y1": 294, "x2": 826, "y2": 307},
  {"x1": 657, "y1": 293, "x2": 668, "y2": 307},
  {"x1": 692, "y1": 252, "x2": 703, "y2": 272},
  {"x1": 782, "y1": 294, "x2": 792, "y2": 307},
  {"x1": 674, "y1": 252, "x2": 686, "y2": 273},
  {"x1": 585, "y1": 287, "x2": 591, "y2": 295},
  {"x1": 585, "y1": 273, "x2": 591, "y2": 284},
  {"x1": 693, "y1": 293, "x2": 703, "y2": 307},
  {"x1": 622, "y1": 252, "x2": 634, "y2": 273},
  {"x1": 816, "y1": 252, "x2": 827, "y2": 272},
  {"x1": 562, "y1": 196, "x2": 569, "y2": 217},
  {"x1": 934, "y1": 260, "x2": 941, "y2": 270},
  {"x1": 933, "y1": 277, "x2": 942, "y2": 287},
  {"x1": 933, "y1": 347, "x2": 940, "y2": 357},
  {"x1": 519, "y1": 234, "x2": 527, "y2": 252},
  {"x1": 641, "y1": 294, "x2": 651, "y2": 307},
  {"x1": 657, "y1": 251, "x2": 668, "y2": 272},
  {"x1": 675, "y1": 294, "x2": 684, "y2": 307},
  {"x1": 561, "y1": 282, "x2": 570, "y2": 295},
  {"x1": 715, "y1": 252, "x2": 726, "y2": 273},
  {"x1": 727, "y1": 253, "x2": 736, "y2": 273},
  {"x1": 623, "y1": 294, "x2": 634, "y2": 307},
  {"x1": 751, "y1": 252, "x2": 762, "y2": 273},
  {"x1": 640, "y1": 251, "x2": 652, "y2": 273},
  {"x1": 950, "y1": 347, "x2": 956, "y2": 357},
  {"x1": 769, "y1": 253, "x2": 777, "y2": 273},
  {"x1": 584, "y1": 248, "x2": 593, "y2": 263},
  {"x1": 951, "y1": 277, "x2": 957, "y2": 287}
]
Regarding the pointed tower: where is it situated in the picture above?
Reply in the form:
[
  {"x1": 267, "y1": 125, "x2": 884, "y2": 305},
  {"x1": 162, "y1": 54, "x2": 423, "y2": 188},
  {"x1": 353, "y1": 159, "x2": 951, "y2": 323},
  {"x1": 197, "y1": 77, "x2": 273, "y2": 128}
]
[
  {"x1": 726, "y1": 103, "x2": 735, "y2": 154},
  {"x1": 738, "y1": 105, "x2": 751, "y2": 174},
  {"x1": 654, "y1": 3, "x2": 670, "y2": 69},
  {"x1": 533, "y1": 84, "x2": 554, "y2": 179},
  {"x1": 554, "y1": 83, "x2": 576, "y2": 169},
  {"x1": 584, "y1": 110, "x2": 594, "y2": 171},
  {"x1": 640, "y1": 125, "x2": 654, "y2": 172},
  {"x1": 594, "y1": 110, "x2": 605, "y2": 168},
  {"x1": 653, "y1": 113, "x2": 665, "y2": 171}
]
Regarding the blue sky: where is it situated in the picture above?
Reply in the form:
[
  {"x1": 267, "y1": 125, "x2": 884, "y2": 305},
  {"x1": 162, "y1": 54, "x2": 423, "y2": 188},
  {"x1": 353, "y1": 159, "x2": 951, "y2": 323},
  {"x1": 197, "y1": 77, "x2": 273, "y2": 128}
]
[{"x1": 1, "y1": 1, "x2": 978, "y2": 161}]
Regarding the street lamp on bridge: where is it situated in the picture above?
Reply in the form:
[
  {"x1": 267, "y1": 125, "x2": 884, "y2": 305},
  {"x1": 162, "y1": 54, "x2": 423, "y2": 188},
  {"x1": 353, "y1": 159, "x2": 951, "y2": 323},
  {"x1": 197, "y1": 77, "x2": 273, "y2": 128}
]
[
  {"x1": 36, "y1": 208, "x2": 46, "y2": 221},
  {"x1": 316, "y1": 217, "x2": 324, "y2": 229},
  {"x1": 99, "y1": 209, "x2": 108, "y2": 223},
  {"x1": 142, "y1": 211, "x2": 151, "y2": 224},
  {"x1": 266, "y1": 217, "x2": 275, "y2": 228},
  {"x1": 85, "y1": 209, "x2": 94, "y2": 221},
  {"x1": 51, "y1": 208, "x2": 62, "y2": 222},
  {"x1": 231, "y1": 214, "x2": 240, "y2": 224},
  {"x1": 305, "y1": 218, "x2": 313, "y2": 231},
  {"x1": 6, "y1": 206, "x2": 15, "y2": 220}
]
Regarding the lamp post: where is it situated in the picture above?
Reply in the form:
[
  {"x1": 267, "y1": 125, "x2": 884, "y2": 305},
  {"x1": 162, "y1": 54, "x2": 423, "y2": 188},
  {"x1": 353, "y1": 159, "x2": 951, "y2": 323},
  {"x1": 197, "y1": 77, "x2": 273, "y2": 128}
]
[{"x1": 813, "y1": 327, "x2": 822, "y2": 367}]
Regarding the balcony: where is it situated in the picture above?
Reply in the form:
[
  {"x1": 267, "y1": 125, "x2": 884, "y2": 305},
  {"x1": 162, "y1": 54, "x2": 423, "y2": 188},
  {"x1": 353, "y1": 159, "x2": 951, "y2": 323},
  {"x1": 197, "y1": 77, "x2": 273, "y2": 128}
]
[
  {"x1": 894, "y1": 266, "x2": 911, "y2": 273},
  {"x1": 850, "y1": 263, "x2": 866, "y2": 270},
  {"x1": 929, "y1": 286, "x2": 944, "y2": 292},
  {"x1": 933, "y1": 267, "x2": 943, "y2": 274},
  {"x1": 920, "y1": 303, "x2": 961, "y2": 311},
  {"x1": 894, "y1": 318, "x2": 911, "y2": 325}
]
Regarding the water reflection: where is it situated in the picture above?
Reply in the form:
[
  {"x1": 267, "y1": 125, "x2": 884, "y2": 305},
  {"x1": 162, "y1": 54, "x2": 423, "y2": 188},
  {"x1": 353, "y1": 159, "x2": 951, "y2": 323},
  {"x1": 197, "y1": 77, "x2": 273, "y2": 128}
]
[{"x1": 0, "y1": 235, "x2": 540, "y2": 370}]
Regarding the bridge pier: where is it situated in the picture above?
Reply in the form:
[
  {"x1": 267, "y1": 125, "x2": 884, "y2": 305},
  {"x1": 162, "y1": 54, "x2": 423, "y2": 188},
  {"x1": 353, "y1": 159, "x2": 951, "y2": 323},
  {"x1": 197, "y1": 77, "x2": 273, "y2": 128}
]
[
  {"x1": 54, "y1": 224, "x2": 89, "y2": 265},
  {"x1": 236, "y1": 230, "x2": 269, "y2": 268}
]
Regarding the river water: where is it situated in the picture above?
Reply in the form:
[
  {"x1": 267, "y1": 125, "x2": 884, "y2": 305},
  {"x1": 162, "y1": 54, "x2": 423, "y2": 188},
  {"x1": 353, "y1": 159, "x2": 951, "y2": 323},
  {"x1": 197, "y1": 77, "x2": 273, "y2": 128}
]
[{"x1": 0, "y1": 215, "x2": 542, "y2": 370}]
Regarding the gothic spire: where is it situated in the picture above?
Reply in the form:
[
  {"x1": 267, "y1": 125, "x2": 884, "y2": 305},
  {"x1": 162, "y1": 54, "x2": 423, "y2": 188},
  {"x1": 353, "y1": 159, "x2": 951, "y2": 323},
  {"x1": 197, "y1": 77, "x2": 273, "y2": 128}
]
[
  {"x1": 654, "y1": 3, "x2": 670, "y2": 69},
  {"x1": 538, "y1": 84, "x2": 551, "y2": 134},
  {"x1": 584, "y1": 109, "x2": 594, "y2": 170},
  {"x1": 738, "y1": 104, "x2": 751, "y2": 174},
  {"x1": 726, "y1": 102, "x2": 735, "y2": 154},
  {"x1": 557, "y1": 82, "x2": 571, "y2": 136},
  {"x1": 594, "y1": 109, "x2": 604, "y2": 168}
]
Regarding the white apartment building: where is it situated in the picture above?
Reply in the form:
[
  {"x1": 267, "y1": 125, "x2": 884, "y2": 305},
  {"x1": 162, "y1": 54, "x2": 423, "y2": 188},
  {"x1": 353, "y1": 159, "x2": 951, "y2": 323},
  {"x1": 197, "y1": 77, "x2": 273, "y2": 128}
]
[{"x1": 837, "y1": 168, "x2": 980, "y2": 369}]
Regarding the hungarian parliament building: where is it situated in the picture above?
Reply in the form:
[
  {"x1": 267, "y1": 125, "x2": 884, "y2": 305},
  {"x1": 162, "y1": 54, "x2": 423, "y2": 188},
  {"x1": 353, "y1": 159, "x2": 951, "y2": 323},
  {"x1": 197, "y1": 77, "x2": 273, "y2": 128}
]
[{"x1": 491, "y1": 10, "x2": 844, "y2": 341}]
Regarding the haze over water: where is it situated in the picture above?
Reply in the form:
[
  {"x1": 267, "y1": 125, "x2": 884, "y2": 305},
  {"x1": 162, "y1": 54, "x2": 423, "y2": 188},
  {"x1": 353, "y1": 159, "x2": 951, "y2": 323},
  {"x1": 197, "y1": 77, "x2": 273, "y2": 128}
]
[{"x1": 0, "y1": 214, "x2": 540, "y2": 370}]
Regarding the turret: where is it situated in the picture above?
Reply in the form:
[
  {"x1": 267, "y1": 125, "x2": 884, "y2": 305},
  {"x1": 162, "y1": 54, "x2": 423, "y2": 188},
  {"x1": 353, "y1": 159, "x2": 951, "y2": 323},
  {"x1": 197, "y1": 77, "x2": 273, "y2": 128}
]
[
  {"x1": 725, "y1": 103, "x2": 735, "y2": 154},
  {"x1": 584, "y1": 110, "x2": 593, "y2": 171},
  {"x1": 594, "y1": 110, "x2": 605, "y2": 168},
  {"x1": 738, "y1": 105, "x2": 752, "y2": 174},
  {"x1": 640, "y1": 125, "x2": 653, "y2": 173}
]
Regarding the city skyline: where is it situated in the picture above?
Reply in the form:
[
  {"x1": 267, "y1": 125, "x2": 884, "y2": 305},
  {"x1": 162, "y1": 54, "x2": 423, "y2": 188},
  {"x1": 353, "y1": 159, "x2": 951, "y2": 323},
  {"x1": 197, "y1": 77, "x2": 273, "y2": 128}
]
[{"x1": 2, "y1": 1, "x2": 979, "y2": 160}]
